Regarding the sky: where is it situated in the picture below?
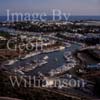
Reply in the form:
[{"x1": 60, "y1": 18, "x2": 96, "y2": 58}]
[{"x1": 0, "y1": 0, "x2": 100, "y2": 15}]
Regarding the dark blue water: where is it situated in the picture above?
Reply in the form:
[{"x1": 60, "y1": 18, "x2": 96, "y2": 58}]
[{"x1": 0, "y1": 16, "x2": 100, "y2": 22}]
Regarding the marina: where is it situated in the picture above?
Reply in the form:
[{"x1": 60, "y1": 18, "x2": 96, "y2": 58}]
[{"x1": 3, "y1": 42, "x2": 81, "y2": 76}]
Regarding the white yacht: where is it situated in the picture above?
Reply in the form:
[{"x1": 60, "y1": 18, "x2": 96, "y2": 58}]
[
  {"x1": 5, "y1": 59, "x2": 18, "y2": 65},
  {"x1": 38, "y1": 60, "x2": 48, "y2": 66},
  {"x1": 17, "y1": 70, "x2": 25, "y2": 75},
  {"x1": 43, "y1": 56, "x2": 49, "y2": 60},
  {"x1": 59, "y1": 46, "x2": 65, "y2": 50}
]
